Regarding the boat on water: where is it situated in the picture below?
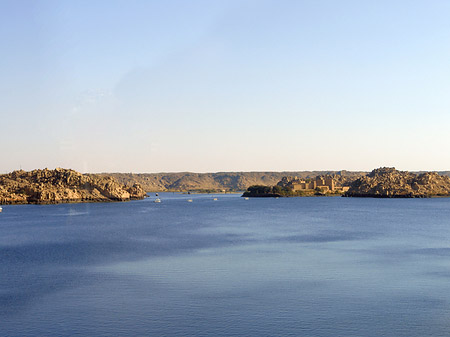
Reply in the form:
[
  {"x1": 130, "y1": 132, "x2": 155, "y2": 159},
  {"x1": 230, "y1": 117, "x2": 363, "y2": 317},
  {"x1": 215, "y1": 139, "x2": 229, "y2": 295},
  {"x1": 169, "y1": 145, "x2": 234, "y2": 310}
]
[
  {"x1": 155, "y1": 193, "x2": 159, "y2": 197},
  {"x1": 244, "y1": 197, "x2": 249, "y2": 200},
  {"x1": 0, "y1": 206, "x2": 2, "y2": 212},
  {"x1": 187, "y1": 199, "x2": 193, "y2": 202},
  {"x1": 154, "y1": 198, "x2": 161, "y2": 203},
  {"x1": 213, "y1": 198, "x2": 218, "y2": 201}
]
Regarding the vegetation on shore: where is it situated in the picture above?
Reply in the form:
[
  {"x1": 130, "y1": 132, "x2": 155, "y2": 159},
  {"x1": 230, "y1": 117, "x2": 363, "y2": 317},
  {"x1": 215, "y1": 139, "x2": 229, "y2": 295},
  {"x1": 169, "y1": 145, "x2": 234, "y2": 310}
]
[{"x1": 242, "y1": 185, "x2": 343, "y2": 198}]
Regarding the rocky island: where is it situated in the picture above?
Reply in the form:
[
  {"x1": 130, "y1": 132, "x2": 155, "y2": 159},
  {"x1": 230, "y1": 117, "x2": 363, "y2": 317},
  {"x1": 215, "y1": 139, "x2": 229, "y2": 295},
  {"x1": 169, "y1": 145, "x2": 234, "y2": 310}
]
[
  {"x1": 242, "y1": 168, "x2": 450, "y2": 198},
  {"x1": 0, "y1": 168, "x2": 146, "y2": 204},
  {"x1": 344, "y1": 167, "x2": 450, "y2": 198},
  {"x1": 242, "y1": 174, "x2": 353, "y2": 198}
]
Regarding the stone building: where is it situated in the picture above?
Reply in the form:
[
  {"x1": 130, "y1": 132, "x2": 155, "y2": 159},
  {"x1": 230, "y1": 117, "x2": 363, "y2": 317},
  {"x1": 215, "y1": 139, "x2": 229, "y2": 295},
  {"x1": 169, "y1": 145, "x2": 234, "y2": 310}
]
[
  {"x1": 276, "y1": 175, "x2": 350, "y2": 193},
  {"x1": 291, "y1": 175, "x2": 335, "y2": 192}
]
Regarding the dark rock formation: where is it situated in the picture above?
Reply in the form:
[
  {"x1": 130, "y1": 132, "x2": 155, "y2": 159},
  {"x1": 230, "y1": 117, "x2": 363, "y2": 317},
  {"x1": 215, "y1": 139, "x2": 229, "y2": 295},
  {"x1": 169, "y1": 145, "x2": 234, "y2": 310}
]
[
  {"x1": 242, "y1": 183, "x2": 333, "y2": 198},
  {"x1": 344, "y1": 167, "x2": 450, "y2": 198},
  {"x1": 0, "y1": 168, "x2": 146, "y2": 204}
]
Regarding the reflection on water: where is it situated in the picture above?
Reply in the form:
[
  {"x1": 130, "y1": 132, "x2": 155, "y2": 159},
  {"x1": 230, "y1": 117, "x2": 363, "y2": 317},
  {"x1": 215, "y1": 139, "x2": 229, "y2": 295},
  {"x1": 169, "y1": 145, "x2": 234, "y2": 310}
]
[{"x1": 2, "y1": 194, "x2": 450, "y2": 336}]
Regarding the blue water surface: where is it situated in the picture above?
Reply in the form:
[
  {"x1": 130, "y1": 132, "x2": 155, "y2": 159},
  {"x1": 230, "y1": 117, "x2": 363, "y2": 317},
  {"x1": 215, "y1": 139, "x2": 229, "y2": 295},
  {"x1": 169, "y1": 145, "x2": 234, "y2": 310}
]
[{"x1": 2, "y1": 193, "x2": 450, "y2": 336}]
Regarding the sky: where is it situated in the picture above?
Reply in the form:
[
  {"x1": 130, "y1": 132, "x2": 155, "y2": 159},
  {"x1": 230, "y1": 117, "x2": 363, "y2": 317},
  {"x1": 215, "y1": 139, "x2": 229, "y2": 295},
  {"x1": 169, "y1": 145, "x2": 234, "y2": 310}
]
[{"x1": 1, "y1": 0, "x2": 450, "y2": 173}]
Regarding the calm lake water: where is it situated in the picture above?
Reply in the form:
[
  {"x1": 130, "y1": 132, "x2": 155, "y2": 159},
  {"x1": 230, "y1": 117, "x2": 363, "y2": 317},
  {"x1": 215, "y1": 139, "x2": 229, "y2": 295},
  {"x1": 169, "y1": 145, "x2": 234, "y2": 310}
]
[{"x1": 2, "y1": 193, "x2": 450, "y2": 336}]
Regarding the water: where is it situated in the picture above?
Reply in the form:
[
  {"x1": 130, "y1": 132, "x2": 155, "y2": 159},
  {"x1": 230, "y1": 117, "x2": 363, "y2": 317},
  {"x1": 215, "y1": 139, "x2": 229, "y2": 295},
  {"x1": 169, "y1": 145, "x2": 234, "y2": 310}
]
[{"x1": 2, "y1": 193, "x2": 450, "y2": 336}]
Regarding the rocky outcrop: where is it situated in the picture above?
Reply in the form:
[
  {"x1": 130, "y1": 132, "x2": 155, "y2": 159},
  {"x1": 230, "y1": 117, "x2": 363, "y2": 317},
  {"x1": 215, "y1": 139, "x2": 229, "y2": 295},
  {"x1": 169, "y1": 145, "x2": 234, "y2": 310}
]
[
  {"x1": 344, "y1": 167, "x2": 450, "y2": 198},
  {"x1": 0, "y1": 168, "x2": 146, "y2": 204}
]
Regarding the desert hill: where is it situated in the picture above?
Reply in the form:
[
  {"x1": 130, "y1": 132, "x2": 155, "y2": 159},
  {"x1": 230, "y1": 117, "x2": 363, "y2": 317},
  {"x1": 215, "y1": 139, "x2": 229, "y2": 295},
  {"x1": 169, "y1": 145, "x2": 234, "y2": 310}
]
[{"x1": 105, "y1": 171, "x2": 367, "y2": 192}]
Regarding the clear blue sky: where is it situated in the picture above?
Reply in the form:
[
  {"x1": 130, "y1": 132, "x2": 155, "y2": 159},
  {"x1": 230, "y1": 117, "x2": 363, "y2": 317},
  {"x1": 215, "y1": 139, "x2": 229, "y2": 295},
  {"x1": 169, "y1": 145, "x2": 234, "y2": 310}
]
[{"x1": 1, "y1": 0, "x2": 450, "y2": 173}]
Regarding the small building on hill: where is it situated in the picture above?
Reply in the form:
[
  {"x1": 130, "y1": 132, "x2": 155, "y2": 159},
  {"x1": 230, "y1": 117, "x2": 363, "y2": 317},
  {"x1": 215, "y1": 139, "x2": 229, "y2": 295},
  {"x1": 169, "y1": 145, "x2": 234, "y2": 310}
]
[{"x1": 292, "y1": 176, "x2": 334, "y2": 191}]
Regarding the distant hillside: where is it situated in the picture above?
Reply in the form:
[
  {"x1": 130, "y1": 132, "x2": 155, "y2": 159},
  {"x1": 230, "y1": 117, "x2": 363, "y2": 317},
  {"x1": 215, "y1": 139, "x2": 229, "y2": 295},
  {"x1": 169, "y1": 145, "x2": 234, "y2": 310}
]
[
  {"x1": 104, "y1": 171, "x2": 367, "y2": 192},
  {"x1": 417, "y1": 171, "x2": 450, "y2": 177}
]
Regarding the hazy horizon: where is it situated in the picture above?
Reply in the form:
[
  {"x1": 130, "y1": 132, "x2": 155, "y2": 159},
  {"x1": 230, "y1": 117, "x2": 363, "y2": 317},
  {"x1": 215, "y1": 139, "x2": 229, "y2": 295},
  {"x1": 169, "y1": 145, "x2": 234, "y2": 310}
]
[
  {"x1": 2, "y1": 0, "x2": 450, "y2": 173},
  {"x1": 3, "y1": 166, "x2": 450, "y2": 176}
]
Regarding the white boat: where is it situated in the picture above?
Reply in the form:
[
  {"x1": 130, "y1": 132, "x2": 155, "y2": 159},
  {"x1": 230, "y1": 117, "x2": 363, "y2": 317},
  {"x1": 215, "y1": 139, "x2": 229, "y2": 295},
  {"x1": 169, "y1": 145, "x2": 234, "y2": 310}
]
[
  {"x1": 0, "y1": 206, "x2": 2, "y2": 212},
  {"x1": 213, "y1": 198, "x2": 218, "y2": 201},
  {"x1": 154, "y1": 198, "x2": 161, "y2": 203},
  {"x1": 244, "y1": 197, "x2": 249, "y2": 200},
  {"x1": 187, "y1": 199, "x2": 193, "y2": 202}
]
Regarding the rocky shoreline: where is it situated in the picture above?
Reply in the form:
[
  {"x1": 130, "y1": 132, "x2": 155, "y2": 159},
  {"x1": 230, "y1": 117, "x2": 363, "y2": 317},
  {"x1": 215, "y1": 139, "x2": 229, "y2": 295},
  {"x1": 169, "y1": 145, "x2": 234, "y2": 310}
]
[
  {"x1": 0, "y1": 168, "x2": 146, "y2": 205},
  {"x1": 2, "y1": 167, "x2": 449, "y2": 203},
  {"x1": 344, "y1": 167, "x2": 450, "y2": 198},
  {"x1": 242, "y1": 168, "x2": 450, "y2": 198}
]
